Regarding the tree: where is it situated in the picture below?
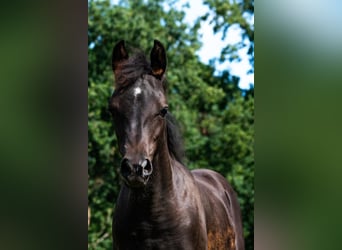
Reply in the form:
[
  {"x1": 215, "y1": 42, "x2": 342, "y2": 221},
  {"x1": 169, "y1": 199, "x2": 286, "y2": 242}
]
[
  {"x1": 88, "y1": 0, "x2": 254, "y2": 249},
  {"x1": 203, "y1": 0, "x2": 254, "y2": 71}
]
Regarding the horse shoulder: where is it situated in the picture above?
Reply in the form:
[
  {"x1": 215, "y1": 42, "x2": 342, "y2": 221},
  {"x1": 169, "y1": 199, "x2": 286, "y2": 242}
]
[
  {"x1": 191, "y1": 169, "x2": 237, "y2": 204},
  {"x1": 191, "y1": 169, "x2": 244, "y2": 250}
]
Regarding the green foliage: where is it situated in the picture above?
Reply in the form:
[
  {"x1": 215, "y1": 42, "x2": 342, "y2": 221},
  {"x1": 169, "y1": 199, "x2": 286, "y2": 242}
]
[
  {"x1": 88, "y1": 0, "x2": 254, "y2": 249},
  {"x1": 203, "y1": 0, "x2": 254, "y2": 68}
]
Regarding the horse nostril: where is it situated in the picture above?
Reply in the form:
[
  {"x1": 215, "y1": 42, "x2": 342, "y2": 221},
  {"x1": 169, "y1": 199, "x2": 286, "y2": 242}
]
[
  {"x1": 120, "y1": 158, "x2": 133, "y2": 177},
  {"x1": 142, "y1": 159, "x2": 153, "y2": 176},
  {"x1": 141, "y1": 159, "x2": 148, "y2": 168}
]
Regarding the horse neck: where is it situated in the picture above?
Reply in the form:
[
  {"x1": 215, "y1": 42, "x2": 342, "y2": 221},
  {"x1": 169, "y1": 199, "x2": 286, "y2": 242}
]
[
  {"x1": 150, "y1": 135, "x2": 174, "y2": 194},
  {"x1": 125, "y1": 134, "x2": 175, "y2": 202},
  {"x1": 121, "y1": 134, "x2": 194, "y2": 225}
]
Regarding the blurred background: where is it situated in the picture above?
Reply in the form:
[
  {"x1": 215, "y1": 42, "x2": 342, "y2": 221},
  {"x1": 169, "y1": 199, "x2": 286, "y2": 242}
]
[
  {"x1": 88, "y1": 0, "x2": 254, "y2": 249},
  {"x1": 3, "y1": 0, "x2": 341, "y2": 249}
]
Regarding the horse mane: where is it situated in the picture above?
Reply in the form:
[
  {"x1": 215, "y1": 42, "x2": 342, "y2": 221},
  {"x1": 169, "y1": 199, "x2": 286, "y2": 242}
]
[{"x1": 166, "y1": 113, "x2": 185, "y2": 164}]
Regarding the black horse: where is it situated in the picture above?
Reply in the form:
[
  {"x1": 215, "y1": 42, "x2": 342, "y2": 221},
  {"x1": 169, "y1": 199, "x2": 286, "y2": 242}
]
[{"x1": 109, "y1": 40, "x2": 244, "y2": 250}]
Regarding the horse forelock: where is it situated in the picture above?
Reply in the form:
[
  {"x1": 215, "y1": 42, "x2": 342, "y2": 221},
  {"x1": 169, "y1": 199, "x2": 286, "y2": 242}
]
[{"x1": 114, "y1": 51, "x2": 166, "y2": 90}]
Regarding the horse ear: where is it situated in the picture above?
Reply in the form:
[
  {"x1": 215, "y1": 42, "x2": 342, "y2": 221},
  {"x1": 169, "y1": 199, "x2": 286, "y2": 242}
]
[
  {"x1": 112, "y1": 40, "x2": 128, "y2": 71},
  {"x1": 150, "y1": 40, "x2": 166, "y2": 79}
]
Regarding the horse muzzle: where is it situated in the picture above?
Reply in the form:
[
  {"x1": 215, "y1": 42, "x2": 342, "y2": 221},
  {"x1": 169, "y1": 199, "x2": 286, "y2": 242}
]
[{"x1": 120, "y1": 158, "x2": 153, "y2": 188}]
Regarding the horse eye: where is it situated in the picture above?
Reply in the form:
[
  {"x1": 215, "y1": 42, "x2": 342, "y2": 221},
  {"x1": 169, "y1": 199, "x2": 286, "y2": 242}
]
[{"x1": 159, "y1": 107, "x2": 168, "y2": 117}]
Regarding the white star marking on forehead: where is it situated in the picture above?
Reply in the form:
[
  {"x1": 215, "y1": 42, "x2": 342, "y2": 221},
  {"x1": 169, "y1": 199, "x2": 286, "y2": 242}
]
[{"x1": 133, "y1": 87, "x2": 142, "y2": 97}]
